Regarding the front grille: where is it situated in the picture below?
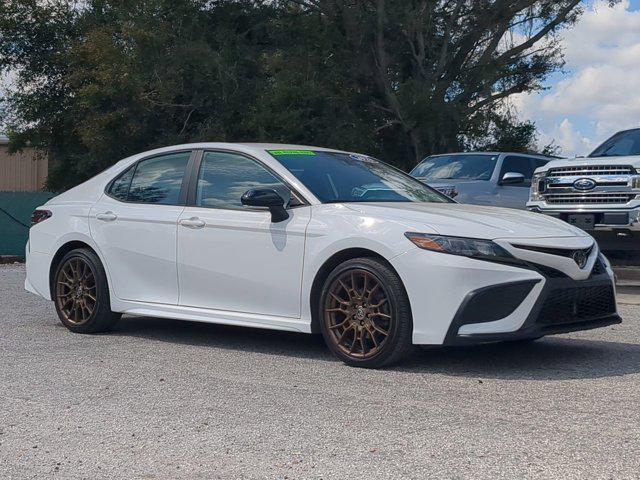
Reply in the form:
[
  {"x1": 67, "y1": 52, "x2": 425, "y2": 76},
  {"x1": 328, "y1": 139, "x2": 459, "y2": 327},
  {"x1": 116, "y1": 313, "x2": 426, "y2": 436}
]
[
  {"x1": 534, "y1": 264, "x2": 568, "y2": 278},
  {"x1": 513, "y1": 244, "x2": 593, "y2": 258},
  {"x1": 545, "y1": 193, "x2": 636, "y2": 204},
  {"x1": 547, "y1": 165, "x2": 635, "y2": 177},
  {"x1": 537, "y1": 285, "x2": 616, "y2": 325}
]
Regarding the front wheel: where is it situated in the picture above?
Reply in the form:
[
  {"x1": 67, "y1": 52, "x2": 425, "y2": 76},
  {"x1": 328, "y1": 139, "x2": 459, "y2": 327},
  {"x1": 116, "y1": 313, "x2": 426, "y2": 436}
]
[
  {"x1": 53, "y1": 248, "x2": 121, "y2": 333},
  {"x1": 319, "y1": 258, "x2": 414, "y2": 368}
]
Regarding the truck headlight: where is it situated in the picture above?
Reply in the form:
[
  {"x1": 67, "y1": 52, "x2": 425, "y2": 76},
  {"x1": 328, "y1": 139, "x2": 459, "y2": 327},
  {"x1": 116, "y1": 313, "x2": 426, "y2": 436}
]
[
  {"x1": 404, "y1": 233, "x2": 516, "y2": 262},
  {"x1": 530, "y1": 173, "x2": 546, "y2": 201}
]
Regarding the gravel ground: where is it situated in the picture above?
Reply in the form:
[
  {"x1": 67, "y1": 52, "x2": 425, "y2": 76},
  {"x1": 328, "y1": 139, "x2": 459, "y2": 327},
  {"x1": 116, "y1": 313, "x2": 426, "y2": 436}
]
[{"x1": 1, "y1": 263, "x2": 639, "y2": 479}]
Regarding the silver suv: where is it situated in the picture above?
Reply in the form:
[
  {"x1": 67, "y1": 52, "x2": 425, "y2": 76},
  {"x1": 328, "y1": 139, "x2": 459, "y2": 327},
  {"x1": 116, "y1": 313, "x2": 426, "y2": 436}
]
[
  {"x1": 527, "y1": 128, "x2": 640, "y2": 248},
  {"x1": 410, "y1": 152, "x2": 553, "y2": 209}
]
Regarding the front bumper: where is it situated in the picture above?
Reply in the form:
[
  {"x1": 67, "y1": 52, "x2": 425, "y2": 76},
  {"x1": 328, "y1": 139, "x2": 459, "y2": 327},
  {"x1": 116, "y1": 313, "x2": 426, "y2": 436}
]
[
  {"x1": 527, "y1": 204, "x2": 640, "y2": 232},
  {"x1": 444, "y1": 271, "x2": 620, "y2": 345},
  {"x1": 391, "y1": 243, "x2": 619, "y2": 346}
]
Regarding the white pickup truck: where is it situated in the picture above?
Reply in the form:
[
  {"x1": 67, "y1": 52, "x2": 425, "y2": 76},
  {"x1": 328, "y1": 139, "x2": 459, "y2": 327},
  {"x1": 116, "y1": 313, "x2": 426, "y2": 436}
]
[{"x1": 527, "y1": 128, "x2": 640, "y2": 249}]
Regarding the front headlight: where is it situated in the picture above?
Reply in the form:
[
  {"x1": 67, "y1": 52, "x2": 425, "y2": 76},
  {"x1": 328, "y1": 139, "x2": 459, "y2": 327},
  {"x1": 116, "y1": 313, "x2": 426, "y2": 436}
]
[
  {"x1": 404, "y1": 232, "x2": 515, "y2": 261},
  {"x1": 529, "y1": 173, "x2": 546, "y2": 201}
]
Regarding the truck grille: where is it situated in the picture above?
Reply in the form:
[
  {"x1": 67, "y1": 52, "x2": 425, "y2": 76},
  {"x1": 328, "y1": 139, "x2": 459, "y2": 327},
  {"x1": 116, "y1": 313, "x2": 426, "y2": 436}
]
[
  {"x1": 547, "y1": 165, "x2": 635, "y2": 177},
  {"x1": 545, "y1": 193, "x2": 636, "y2": 204}
]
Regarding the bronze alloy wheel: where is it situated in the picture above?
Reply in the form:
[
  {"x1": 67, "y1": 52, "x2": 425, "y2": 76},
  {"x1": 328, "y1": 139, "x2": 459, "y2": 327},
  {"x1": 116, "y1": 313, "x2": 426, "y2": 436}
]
[
  {"x1": 56, "y1": 256, "x2": 97, "y2": 325},
  {"x1": 324, "y1": 268, "x2": 393, "y2": 359}
]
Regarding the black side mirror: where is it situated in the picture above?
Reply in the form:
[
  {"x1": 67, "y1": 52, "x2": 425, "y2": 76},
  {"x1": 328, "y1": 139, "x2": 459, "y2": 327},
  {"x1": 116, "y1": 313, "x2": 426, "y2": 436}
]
[
  {"x1": 499, "y1": 172, "x2": 526, "y2": 185},
  {"x1": 241, "y1": 188, "x2": 289, "y2": 223}
]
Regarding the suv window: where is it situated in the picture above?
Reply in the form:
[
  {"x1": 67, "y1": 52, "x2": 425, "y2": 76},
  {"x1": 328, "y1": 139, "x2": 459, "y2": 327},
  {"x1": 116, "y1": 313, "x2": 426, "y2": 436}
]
[
  {"x1": 499, "y1": 156, "x2": 542, "y2": 187},
  {"x1": 196, "y1": 151, "x2": 291, "y2": 209},
  {"x1": 111, "y1": 152, "x2": 191, "y2": 205}
]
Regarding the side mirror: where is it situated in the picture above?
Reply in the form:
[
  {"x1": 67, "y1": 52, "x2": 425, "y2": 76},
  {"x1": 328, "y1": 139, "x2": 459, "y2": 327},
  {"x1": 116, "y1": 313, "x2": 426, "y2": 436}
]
[
  {"x1": 241, "y1": 188, "x2": 289, "y2": 223},
  {"x1": 500, "y1": 172, "x2": 526, "y2": 185}
]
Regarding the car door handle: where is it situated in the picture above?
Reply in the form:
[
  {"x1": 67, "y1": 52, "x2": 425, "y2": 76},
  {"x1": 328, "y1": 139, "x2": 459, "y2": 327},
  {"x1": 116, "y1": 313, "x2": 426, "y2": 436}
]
[
  {"x1": 96, "y1": 211, "x2": 117, "y2": 222},
  {"x1": 179, "y1": 217, "x2": 206, "y2": 229}
]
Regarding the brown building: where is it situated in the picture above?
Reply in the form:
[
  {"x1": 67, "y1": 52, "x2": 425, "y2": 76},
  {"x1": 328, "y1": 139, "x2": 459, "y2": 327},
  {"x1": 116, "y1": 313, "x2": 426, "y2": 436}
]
[{"x1": 0, "y1": 135, "x2": 48, "y2": 192}]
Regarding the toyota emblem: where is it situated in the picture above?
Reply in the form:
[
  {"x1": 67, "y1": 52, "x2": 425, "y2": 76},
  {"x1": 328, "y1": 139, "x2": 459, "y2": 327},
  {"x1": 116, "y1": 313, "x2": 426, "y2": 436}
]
[{"x1": 572, "y1": 250, "x2": 588, "y2": 269}]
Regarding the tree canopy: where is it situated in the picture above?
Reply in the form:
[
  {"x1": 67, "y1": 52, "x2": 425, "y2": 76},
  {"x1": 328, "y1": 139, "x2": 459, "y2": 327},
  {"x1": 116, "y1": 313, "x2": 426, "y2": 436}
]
[{"x1": 0, "y1": 0, "x2": 587, "y2": 190}]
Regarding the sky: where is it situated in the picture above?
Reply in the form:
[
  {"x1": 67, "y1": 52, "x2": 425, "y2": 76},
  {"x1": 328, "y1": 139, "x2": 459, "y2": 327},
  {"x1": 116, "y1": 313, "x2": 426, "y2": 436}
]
[{"x1": 512, "y1": 0, "x2": 640, "y2": 157}]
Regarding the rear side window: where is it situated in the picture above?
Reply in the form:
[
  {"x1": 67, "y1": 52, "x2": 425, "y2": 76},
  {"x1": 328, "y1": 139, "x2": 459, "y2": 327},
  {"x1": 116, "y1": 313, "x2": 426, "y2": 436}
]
[
  {"x1": 108, "y1": 166, "x2": 135, "y2": 201},
  {"x1": 109, "y1": 152, "x2": 191, "y2": 205}
]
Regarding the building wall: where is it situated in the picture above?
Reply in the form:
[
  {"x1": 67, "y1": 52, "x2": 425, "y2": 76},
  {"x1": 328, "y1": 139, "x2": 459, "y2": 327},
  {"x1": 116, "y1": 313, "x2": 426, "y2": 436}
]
[{"x1": 0, "y1": 138, "x2": 48, "y2": 192}]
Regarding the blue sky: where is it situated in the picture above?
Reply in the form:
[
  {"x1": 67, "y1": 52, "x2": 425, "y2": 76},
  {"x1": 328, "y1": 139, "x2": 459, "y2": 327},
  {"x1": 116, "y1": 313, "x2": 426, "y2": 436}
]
[{"x1": 514, "y1": 0, "x2": 640, "y2": 156}]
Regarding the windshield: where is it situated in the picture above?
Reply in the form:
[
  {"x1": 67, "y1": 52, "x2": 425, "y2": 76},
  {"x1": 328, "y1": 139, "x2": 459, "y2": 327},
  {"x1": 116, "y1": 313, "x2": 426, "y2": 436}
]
[
  {"x1": 589, "y1": 129, "x2": 640, "y2": 157},
  {"x1": 410, "y1": 154, "x2": 499, "y2": 181},
  {"x1": 268, "y1": 150, "x2": 450, "y2": 203}
]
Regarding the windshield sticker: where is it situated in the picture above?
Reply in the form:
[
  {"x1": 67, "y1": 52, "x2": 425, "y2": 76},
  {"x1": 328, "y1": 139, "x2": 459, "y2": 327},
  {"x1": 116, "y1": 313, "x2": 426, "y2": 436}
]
[{"x1": 269, "y1": 150, "x2": 316, "y2": 156}]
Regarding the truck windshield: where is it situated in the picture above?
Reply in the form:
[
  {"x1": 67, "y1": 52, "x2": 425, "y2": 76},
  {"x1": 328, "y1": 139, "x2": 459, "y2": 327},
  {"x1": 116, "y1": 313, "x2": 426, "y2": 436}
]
[
  {"x1": 269, "y1": 150, "x2": 450, "y2": 203},
  {"x1": 410, "y1": 154, "x2": 499, "y2": 181},
  {"x1": 589, "y1": 129, "x2": 640, "y2": 157}
]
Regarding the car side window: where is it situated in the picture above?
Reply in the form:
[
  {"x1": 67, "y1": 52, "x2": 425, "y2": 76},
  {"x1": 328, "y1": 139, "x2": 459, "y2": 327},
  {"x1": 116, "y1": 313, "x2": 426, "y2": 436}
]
[
  {"x1": 196, "y1": 151, "x2": 292, "y2": 210},
  {"x1": 499, "y1": 156, "x2": 537, "y2": 187},
  {"x1": 119, "y1": 152, "x2": 191, "y2": 205},
  {"x1": 108, "y1": 165, "x2": 135, "y2": 201}
]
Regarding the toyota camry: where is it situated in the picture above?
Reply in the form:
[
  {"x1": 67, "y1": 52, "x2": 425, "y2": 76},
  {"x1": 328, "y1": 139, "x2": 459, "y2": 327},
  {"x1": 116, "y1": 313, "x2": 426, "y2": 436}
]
[{"x1": 25, "y1": 144, "x2": 620, "y2": 367}]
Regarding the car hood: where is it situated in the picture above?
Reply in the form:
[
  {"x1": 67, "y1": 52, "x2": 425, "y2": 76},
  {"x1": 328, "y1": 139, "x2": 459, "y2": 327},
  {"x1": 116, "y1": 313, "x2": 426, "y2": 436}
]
[
  {"x1": 344, "y1": 202, "x2": 587, "y2": 240},
  {"x1": 536, "y1": 155, "x2": 640, "y2": 172}
]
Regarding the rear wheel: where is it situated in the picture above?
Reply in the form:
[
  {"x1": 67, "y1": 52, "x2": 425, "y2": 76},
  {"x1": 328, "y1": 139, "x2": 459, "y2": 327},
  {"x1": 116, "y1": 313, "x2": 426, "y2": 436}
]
[
  {"x1": 319, "y1": 258, "x2": 413, "y2": 368},
  {"x1": 53, "y1": 248, "x2": 120, "y2": 333}
]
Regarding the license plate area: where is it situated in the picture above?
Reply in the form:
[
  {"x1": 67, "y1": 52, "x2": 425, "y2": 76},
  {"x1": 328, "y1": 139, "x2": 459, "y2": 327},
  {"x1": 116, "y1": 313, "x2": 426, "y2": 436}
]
[{"x1": 567, "y1": 214, "x2": 595, "y2": 230}]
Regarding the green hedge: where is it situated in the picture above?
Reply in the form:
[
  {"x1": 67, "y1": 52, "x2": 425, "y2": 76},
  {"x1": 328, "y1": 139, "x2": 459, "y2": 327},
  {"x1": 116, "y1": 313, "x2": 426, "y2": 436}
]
[{"x1": 0, "y1": 191, "x2": 56, "y2": 257}]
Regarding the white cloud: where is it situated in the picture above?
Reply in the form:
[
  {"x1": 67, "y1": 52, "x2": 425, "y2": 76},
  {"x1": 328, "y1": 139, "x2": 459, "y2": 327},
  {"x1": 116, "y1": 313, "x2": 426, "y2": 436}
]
[{"x1": 513, "y1": 0, "x2": 640, "y2": 157}]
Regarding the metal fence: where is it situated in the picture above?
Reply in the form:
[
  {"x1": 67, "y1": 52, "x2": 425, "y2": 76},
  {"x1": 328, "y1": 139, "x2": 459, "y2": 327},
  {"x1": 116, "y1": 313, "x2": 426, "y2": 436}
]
[{"x1": 0, "y1": 191, "x2": 56, "y2": 257}]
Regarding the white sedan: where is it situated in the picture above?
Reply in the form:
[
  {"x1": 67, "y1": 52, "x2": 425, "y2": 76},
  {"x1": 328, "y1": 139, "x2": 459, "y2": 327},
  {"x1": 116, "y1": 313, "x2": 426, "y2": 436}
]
[{"x1": 25, "y1": 143, "x2": 620, "y2": 368}]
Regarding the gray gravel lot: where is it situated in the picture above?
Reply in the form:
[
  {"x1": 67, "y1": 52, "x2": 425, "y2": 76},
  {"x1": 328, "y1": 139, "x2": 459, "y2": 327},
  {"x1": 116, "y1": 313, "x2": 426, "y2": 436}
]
[{"x1": 1, "y1": 263, "x2": 639, "y2": 479}]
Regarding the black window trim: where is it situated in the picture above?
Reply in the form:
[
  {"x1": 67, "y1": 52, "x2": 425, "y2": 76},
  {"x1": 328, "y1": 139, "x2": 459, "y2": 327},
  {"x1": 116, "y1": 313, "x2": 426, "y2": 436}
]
[
  {"x1": 185, "y1": 148, "x2": 311, "y2": 212},
  {"x1": 104, "y1": 149, "x2": 197, "y2": 206}
]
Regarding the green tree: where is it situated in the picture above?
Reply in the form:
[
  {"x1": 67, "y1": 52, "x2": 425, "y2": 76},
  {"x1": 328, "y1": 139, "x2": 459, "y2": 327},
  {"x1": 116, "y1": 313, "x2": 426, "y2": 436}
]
[
  {"x1": 0, "y1": 0, "x2": 594, "y2": 190},
  {"x1": 1, "y1": 0, "x2": 277, "y2": 190},
  {"x1": 281, "y1": 0, "x2": 586, "y2": 167}
]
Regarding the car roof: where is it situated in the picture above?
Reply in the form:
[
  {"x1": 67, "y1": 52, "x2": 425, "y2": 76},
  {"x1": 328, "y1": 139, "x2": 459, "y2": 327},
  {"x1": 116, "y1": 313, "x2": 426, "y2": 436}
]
[
  {"x1": 150, "y1": 142, "x2": 347, "y2": 154},
  {"x1": 237, "y1": 142, "x2": 344, "y2": 152},
  {"x1": 118, "y1": 142, "x2": 355, "y2": 163}
]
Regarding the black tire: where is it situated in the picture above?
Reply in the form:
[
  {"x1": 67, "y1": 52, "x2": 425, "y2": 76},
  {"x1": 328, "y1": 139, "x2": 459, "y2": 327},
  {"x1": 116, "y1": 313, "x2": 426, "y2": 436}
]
[
  {"x1": 52, "y1": 248, "x2": 121, "y2": 333},
  {"x1": 318, "y1": 257, "x2": 414, "y2": 368}
]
